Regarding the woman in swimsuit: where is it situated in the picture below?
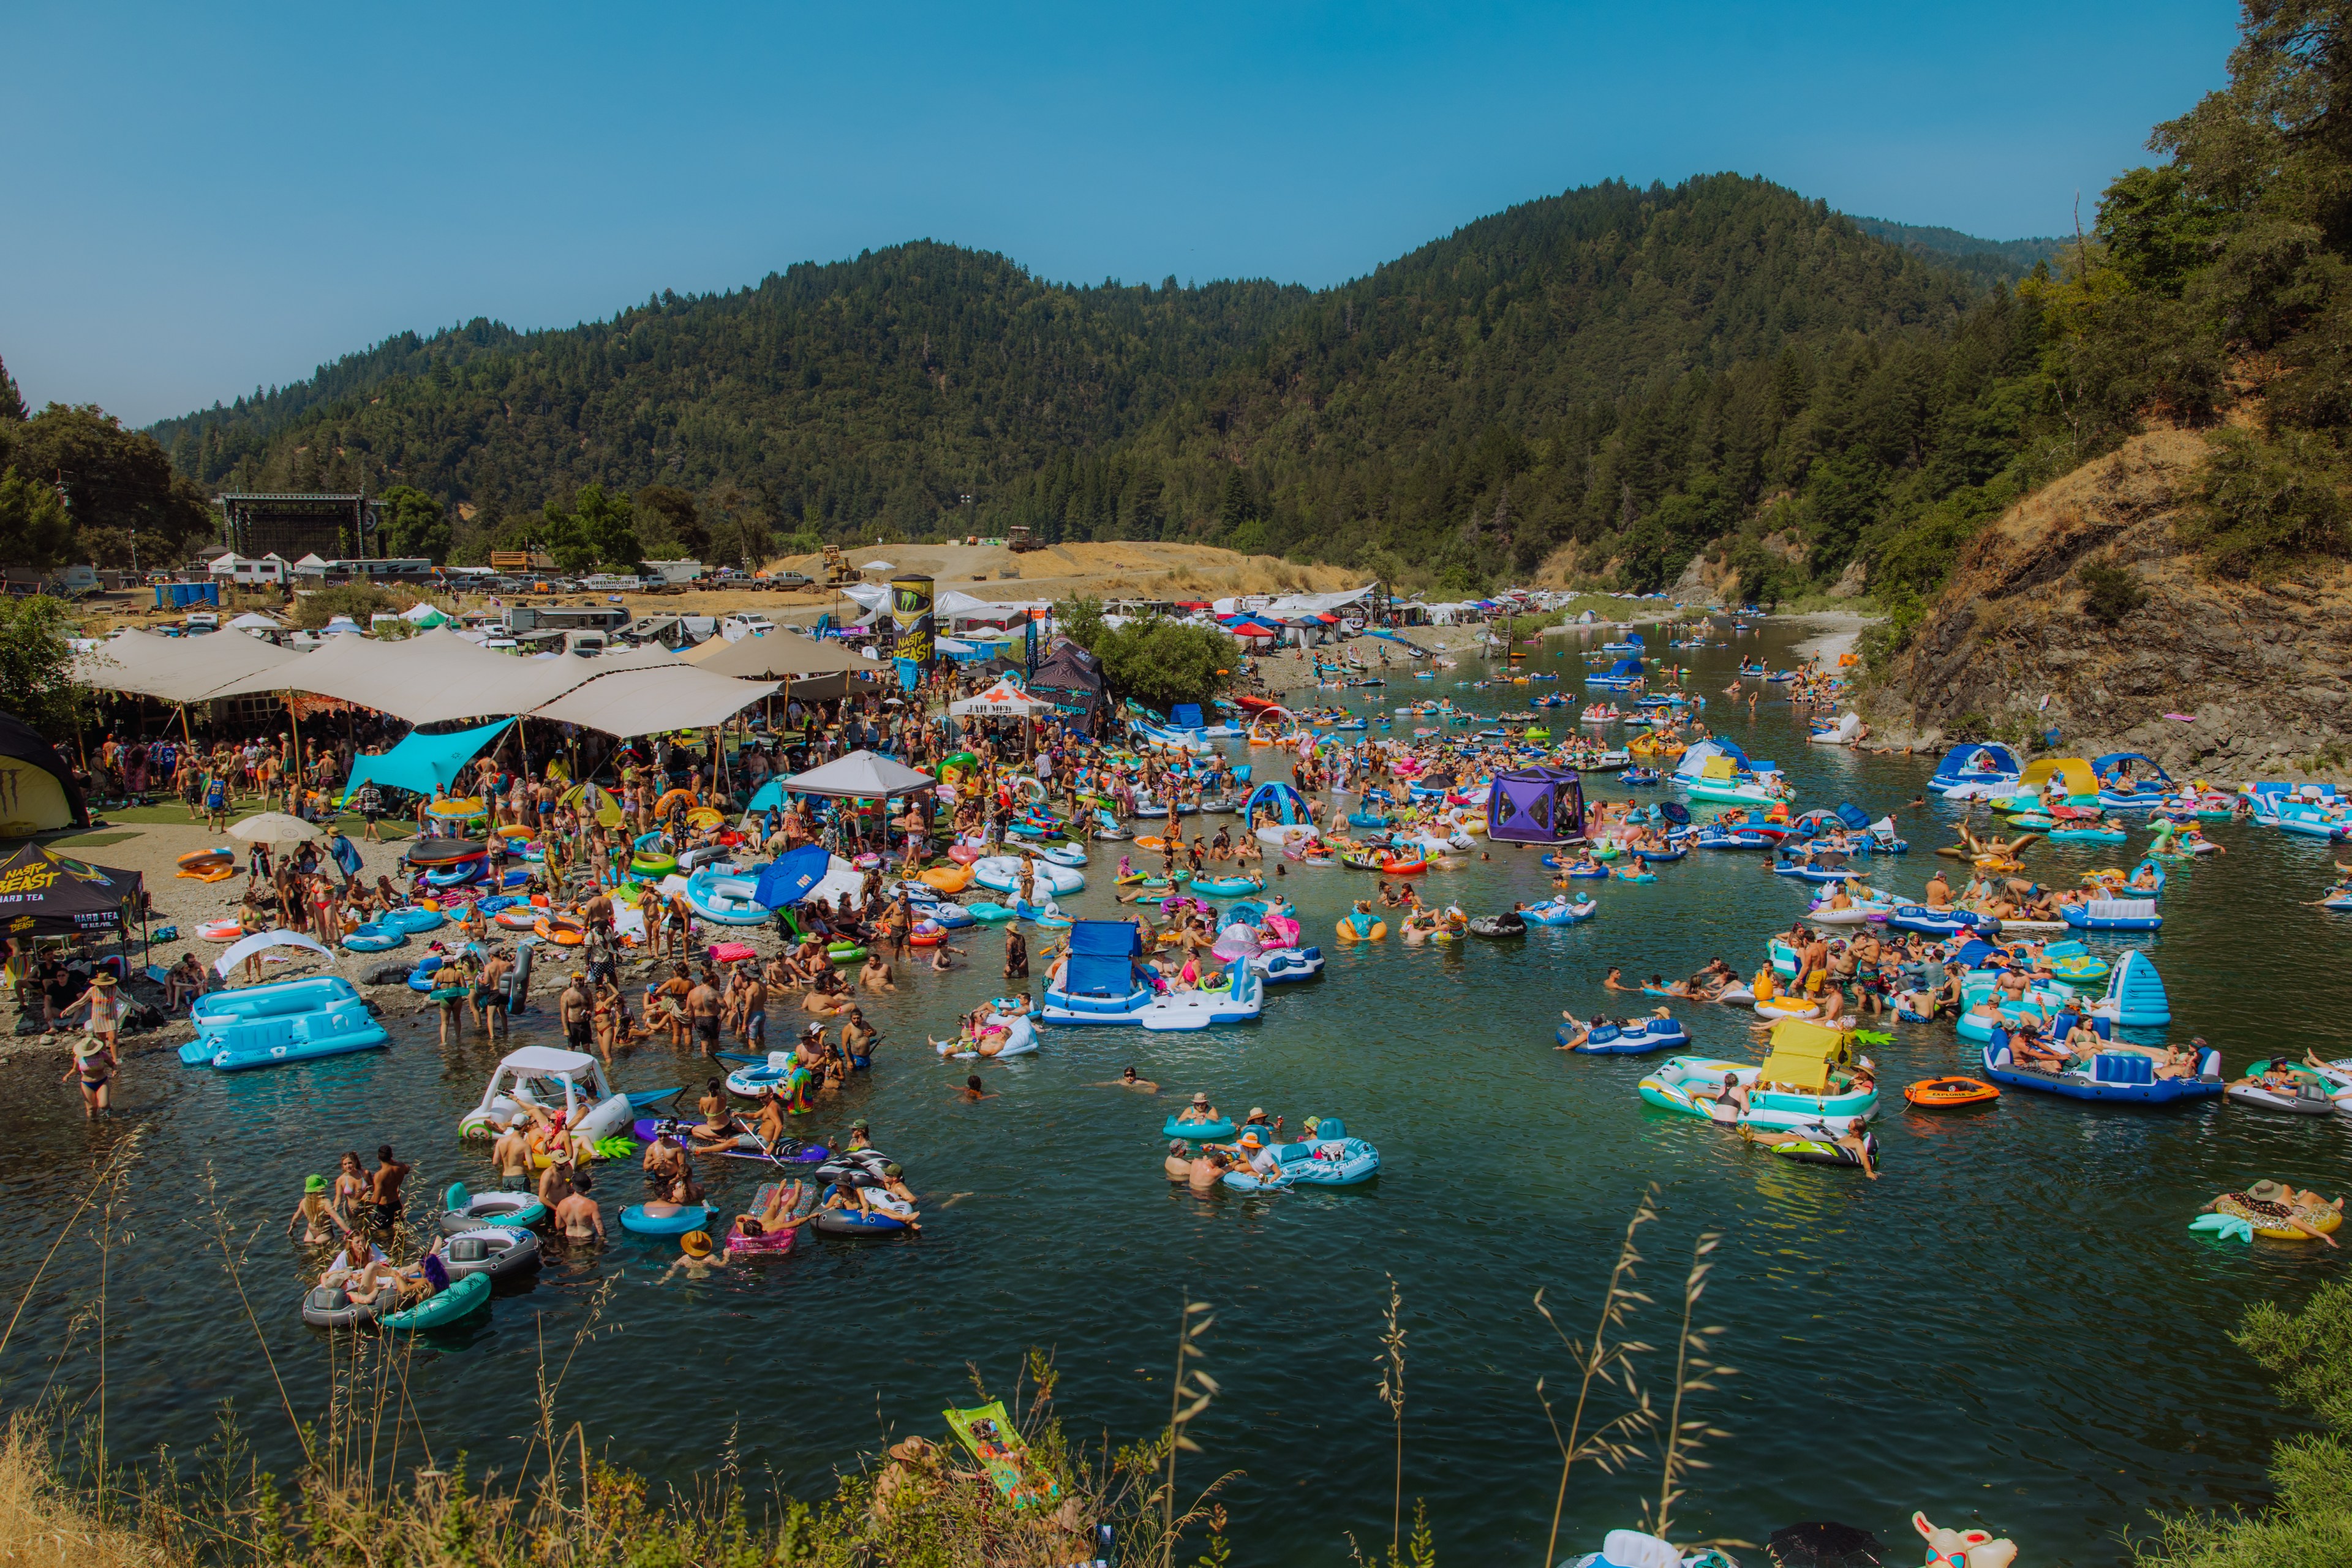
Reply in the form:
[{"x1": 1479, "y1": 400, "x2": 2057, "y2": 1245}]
[
  {"x1": 288, "y1": 1174, "x2": 352, "y2": 1245},
  {"x1": 60, "y1": 1036, "x2": 110, "y2": 1117}
]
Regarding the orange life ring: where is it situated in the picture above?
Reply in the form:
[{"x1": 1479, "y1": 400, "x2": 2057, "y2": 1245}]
[
  {"x1": 1379, "y1": 857, "x2": 1427, "y2": 875},
  {"x1": 1904, "y1": 1077, "x2": 2000, "y2": 1108},
  {"x1": 654, "y1": 788, "x2": 698, "y2": 819},
  {"x1": 176, "y1": 849, "x2": 232, "y2": 869}
]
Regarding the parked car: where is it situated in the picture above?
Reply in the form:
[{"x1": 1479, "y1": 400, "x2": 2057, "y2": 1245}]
[{"x1": 767, "y1": 571, "x2": 813, "y2": 590}]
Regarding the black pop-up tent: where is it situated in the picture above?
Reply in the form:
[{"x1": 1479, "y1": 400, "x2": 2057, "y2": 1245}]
[
  {"x1": 0, "y1": 844, "x2": 141, "y2": 937},
  {"x1": 0, "y1": 709, "x2": 88, "y2": 837}
]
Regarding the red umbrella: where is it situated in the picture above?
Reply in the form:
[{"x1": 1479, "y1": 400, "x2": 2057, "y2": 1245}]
[{"x1": 1231, "y1": 624, "x2": 1276, "y2": 639}]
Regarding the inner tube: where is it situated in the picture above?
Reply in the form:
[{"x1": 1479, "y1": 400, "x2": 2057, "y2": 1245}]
[
  {"x1": 300, "y1": 1283, "x2": 385, "y2": 1330},
  {"x1": 631, "y1": 853, "x2": 679, "y2": 878},
  {"x1": 1466, "y1": 914, "x2": 1526, "y2": 937},
  {"x1": 407, "y1": 839, "x2": 489, "y2": 866},
  {"x1": 442, "y1": 1226, "x2": 543, "y2": 1280},
  {"x1": 380, "y1": 1270, "x2": 492, "y2": 1332}
]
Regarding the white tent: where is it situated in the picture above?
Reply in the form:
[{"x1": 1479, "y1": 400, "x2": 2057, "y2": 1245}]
[
  {"x1": 528, "y1": 663, "x2": 777, "y2": 736},
  {"x1": 402, "y1": 602, "x2": 451, "y2": 627},
  {"x1": 861, "y1": 560, "x2": 895, "y2": 571},
  {"x1": 777, "y1": 749, "x2": 937, "y2": 799},
  {"x1": 949, "y1": 680, "x2": 1046, "y2": 718},
  {"x1": 72, "y1": 627, "x2": 300, "y2": 703}
]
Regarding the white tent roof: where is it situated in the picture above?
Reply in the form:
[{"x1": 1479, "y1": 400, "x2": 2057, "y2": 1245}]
[
  {"x1": 228, "y1": 612, "x2": 284, "y2": 630},
  {"x1": 197, "y1": 627, "x2": 658, "y2": 723},
  {"x1": 528, "y1": 663, "x2": 777, "y2": 736},
  {"x1": 72, "y1": 627, "x2": 300, "y2": 703},
  {"x1": 861, "y1": 560, "x2": 895, "y2": 571},
  {"x1": 949, "y1": 680, "x2": 1046, "y2": 717},
  {"x1": 402, "y1": 601, "x2": 451, "y2": 624},
  {"x1": 838, "y1": 583, "x2": 891, "y2": 612},
  {"x1": 777, "y1": 749, "x2": 937, "y2": 799}
]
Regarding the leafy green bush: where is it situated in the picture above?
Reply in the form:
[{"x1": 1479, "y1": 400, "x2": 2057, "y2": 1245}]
[
  {"x1": 0, "y1": 595, "x2": 86, "y2": 739},
  {"x1": 1054, "y1": 597, "x2": 1237, "y2": 711},
  {"x1": 2077, "y1": 560, "x2": 2147, "y2": 624},
  {"x1": 2134, "y1": 1274, "x2": 2352, "y2": 1566},
  {"x1": 2181, "y1": 428, "x2": 2350, "y2": 579}
]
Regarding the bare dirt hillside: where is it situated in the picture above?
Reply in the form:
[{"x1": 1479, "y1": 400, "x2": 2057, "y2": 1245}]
[
  {"x1": 1880, "y1": 428, "x2": 2352, "y2": 776},
  {"x1": 761, "y1": 540, "x2": 1364, "y2": 604}
]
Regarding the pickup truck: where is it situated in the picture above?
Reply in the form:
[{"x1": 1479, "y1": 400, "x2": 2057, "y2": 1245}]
[{"x1": 765, "y1": 571, "x2": 814, "y2": 590}]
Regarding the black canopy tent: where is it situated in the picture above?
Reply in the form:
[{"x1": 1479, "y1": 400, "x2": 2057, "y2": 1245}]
[
  {"x1": 1025, "y1": 639, "x2": 1108, "y2": 734},
  {"x1": 0, "y1": 845, "x2": 145, "y2": 956}
]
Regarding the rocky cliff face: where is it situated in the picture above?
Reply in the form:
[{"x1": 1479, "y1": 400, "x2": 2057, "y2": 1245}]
[{"x1": 1879, "y1": 429, "x2": 2352, "y2": 777}]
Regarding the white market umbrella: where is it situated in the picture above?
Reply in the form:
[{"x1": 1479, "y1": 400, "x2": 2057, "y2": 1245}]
[
  {"x1": 214, "y1": 929, "x2": 333, "y2": 977},
  {"x1": 227, "y1": 811, "x2": 322, "y2": 843},
  {"x1": 862, "y1": 560, "x2": 895, "y2": 571}
]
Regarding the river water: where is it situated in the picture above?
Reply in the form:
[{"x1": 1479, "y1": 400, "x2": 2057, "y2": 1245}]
[{"x1": 3, "y1": 621, "x2": 2345, "y2": 1567}]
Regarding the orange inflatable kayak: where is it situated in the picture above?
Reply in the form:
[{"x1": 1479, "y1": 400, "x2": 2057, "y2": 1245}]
[{"x1": 1904, "y1": 1076, "x2": 1999, "y2": 1108}]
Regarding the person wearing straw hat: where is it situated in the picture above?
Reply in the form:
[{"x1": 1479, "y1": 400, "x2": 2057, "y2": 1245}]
[
  {"x1": 64, "y1": 971, "x2": 125, "y2": 1059},
  {"x1": 59, "y1": 1036, "x2": 113, "y2": 1117},
  {"x1": 1174, "y1": 1091, "x2": 1222, "y2": 1127},
  {"x1": 659, "y1": 1229, "x2": 727, "y2": 1281}
]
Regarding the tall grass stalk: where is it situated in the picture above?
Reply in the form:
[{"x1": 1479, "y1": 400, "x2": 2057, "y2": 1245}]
[
  {"x1": 1159, "y1": 1297, "x2": 1219, "y2": 1568},
  {"x1": 1375, "y1": 1274, "x2": 1406, "y2": 1553},
  {"x1": 1642, "y1": 1231, "x2": 1738, "y2": 1547},
  {"x1": 1535, "y1": 1185, "x2": 1660, "y2": 1568}
]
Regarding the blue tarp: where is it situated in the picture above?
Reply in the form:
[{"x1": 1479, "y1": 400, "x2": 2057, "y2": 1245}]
[
  {"x1": 1605, "y1": 658, "x2": 1643, "y2": 679},
  {"x1": 340, "y1": 718, "x2": 514, "y2": 803},
  {"x1": 744, "y1": 780, "x2": 786, "y2": 814},
  {"x1": 752, "y1": 844, "x2": 832, "y2": 910}
]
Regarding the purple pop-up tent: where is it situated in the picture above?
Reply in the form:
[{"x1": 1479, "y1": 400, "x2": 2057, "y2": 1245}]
[{"x1": 1487, "y1": 765, "x2": 1586, "y2": 845}]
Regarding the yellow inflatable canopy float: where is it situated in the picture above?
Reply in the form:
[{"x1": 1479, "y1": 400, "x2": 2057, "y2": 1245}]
[
  {"x1": 2019, "y1": 756, "x2": 2099, "y2": 802},
  {"x1": 1758, "y1": 1019, "x2": 1858, "y2": 1091}
]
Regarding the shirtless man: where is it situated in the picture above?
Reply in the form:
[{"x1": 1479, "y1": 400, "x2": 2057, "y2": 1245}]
[
  {"x1": 735, "y1": 968, "x2": 769, "y2": 1049},
  {"x1": 492, "y1": 1123, "x2": 535, "y2": 1189},
  {"x1": 1090, "y1": 1066, "x2": 1160, "y2": 1092},
  {"x1": 1186, "y1": 1148, "x2": 1229, "y2": 1193},
  {"x1": 686, "y1": 971, "x2": 723, "y2": 1059},
  {"x1": 368, "y1": 1145, "x2": 412, "y2": 1233},
  {"x1": 554, "y1": 1172, "x2": 606, "y2": 1243},
  {"x1": 1164, "y1": 1139, "x2": 1194, "y2": 1180},
  {"x1": 858, "y1": 952, "x2": 897, "y2": 992},
  {"x1": 475, "y1": 948, "x2": 512, "y2": 1041},
  {"x1": 560, "y1": 972, "x2": 595, "y2": 1057},
  {"x1": 643, "y1": 1136, "x2": 691, "y2": 1190}
]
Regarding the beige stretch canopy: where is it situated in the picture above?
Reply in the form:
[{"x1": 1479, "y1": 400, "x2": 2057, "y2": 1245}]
[
  {"x1": 529, "y1": 665, "x2": 778, "y2": 737},
  {"x1": 72, "y1": 628, "x2": 299, "y2": 703},
  {"x1": 200, "y1": 629, "x2": 683, "y2": 724},
  {"x1": 681, "y1": 631, "x2": 873, "y2": 678}
]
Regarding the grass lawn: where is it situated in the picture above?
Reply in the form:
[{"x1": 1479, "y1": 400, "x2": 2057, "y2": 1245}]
[{"x1": 78, "y1": 801, "x2": 417, "y2": 839}]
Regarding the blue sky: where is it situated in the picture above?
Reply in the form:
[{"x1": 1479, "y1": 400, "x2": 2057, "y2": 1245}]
[{"x1": 4, "y1": 2, "x2": 2236, "y2": 426}]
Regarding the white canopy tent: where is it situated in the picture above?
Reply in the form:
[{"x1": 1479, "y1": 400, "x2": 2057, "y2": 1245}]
[
  {"x1": 72, "y1": 628, "x2": 300, "y2": 704},
  {"x1": 949, "y1": 680, "x2": 1047, "y2": 718},
  {"x1": 777, "y1": 749, "x2": 937, "y2": 799},
  {"x1": 528, "y1": 664, "x2": 778, "y2": 737}
]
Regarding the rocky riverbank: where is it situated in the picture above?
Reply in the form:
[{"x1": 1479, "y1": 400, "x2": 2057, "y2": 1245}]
[{"x1": 1872, "y1": 428, "x2": 2352, "y2": 781}]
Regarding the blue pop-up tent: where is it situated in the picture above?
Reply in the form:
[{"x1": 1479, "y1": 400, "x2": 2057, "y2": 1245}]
[{"x1": 340, "y1": 717, "x2": 514, "y2": 803}]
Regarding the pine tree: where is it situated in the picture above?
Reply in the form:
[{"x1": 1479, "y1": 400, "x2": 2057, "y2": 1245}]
[{"x1": 0, "y1": 355, "x2": 25, "y2": 423}]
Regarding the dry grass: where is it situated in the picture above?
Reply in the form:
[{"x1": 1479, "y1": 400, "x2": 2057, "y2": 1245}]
[{"x1": 0, "y1": 1420, "x2": 168, "y2": 1568}]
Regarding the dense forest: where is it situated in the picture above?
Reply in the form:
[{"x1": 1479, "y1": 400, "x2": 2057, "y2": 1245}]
[{"x1": 130, "y1": 176, "x2": 2060, "y2": 590}]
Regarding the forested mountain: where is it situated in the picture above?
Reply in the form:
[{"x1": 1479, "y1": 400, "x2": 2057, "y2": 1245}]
[
  {"x1": 151, "y1": 248, "x2": 1313, "y2": 557},
  {"x1": 148, "y1": 175, "x2": 2035, "y2": 585},
  {"x1": 1848, "y1": 217, "x2": 2068, "y2": 283}
]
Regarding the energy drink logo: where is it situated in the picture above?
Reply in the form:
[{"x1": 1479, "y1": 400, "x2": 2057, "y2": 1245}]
[
  {"x1": 892, "y1": 575, "x2": 934, "y2": 670},
  {"x1": 0, "y1": 862, "x2": 62, "y2": 899}
]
